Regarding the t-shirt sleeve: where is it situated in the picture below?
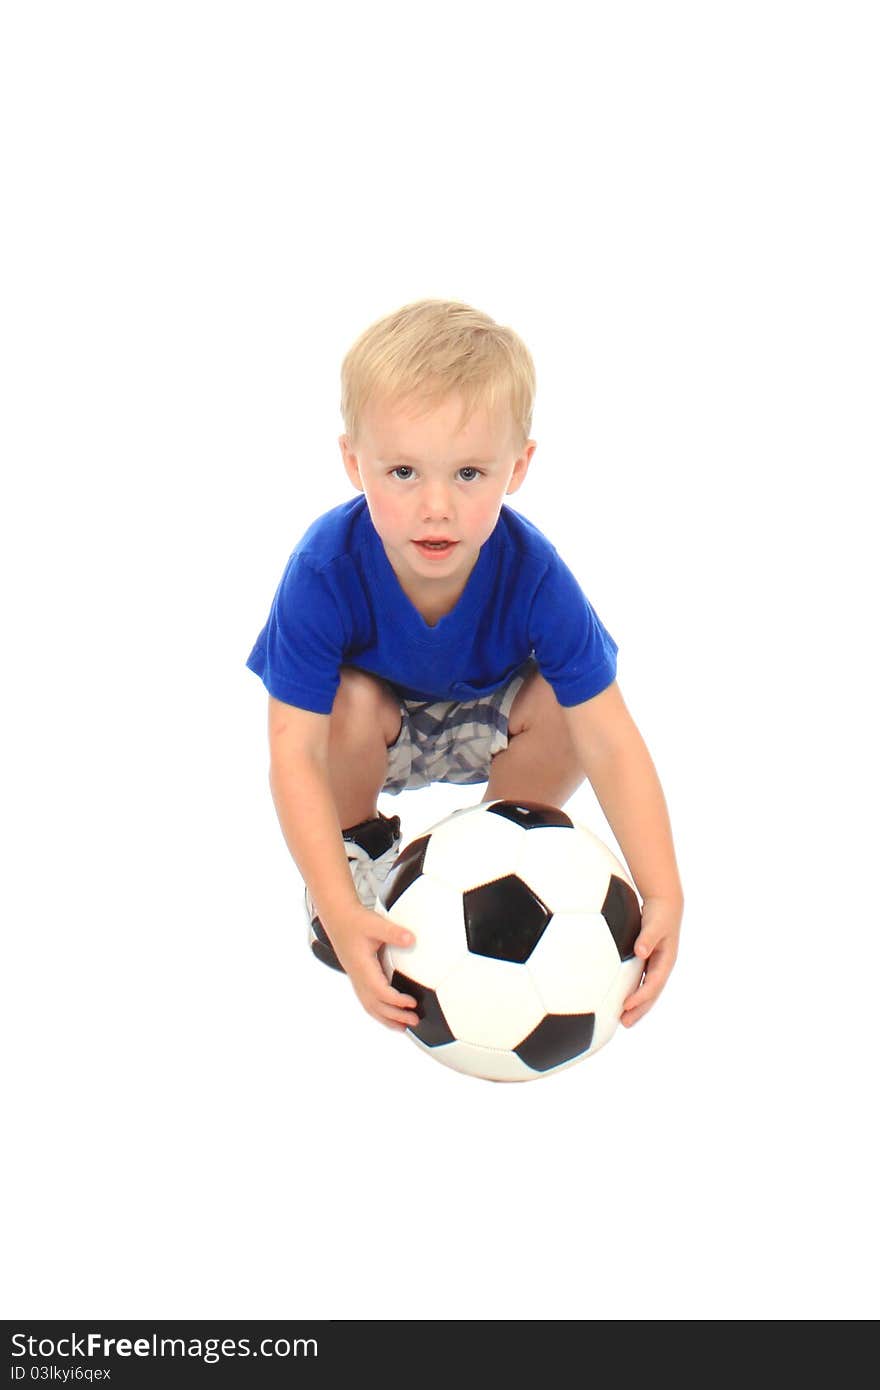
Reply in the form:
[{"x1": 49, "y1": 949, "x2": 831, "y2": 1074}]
[
  {"x1": 529, "y1": 553, "x2": 619, "y2": 706},
  {"x1": 245, "y1": 555, "x2": 348, "y2": 714}
]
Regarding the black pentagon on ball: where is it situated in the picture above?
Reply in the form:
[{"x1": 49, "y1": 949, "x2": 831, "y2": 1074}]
[
  {"x1": 380, "y1": 834, "x2": 430, "y2": 911},
  {"x1": 602, "y1": 874, "x2": 642, "y2": 960},
  {"x1": 487, "y1": 800, "x2": 574, "y2": 830},
  {"x1": 463, "y1": 873, "x2": 552, "y2": 963},
  {"x1": 515, "y1": 1012, "x2": 596, "y2": 1071},
  {"x1": 390, "y1": 969, "x2": 455, "y2": 1047}
]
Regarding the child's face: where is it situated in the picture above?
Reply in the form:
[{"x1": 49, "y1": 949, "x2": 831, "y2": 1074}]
[{"x1": 340, "y1": 392, "x2": 535, "y2": 594}]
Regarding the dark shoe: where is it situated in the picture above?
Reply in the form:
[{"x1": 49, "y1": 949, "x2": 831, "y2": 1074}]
[{"x1": 305, "y1": 811, "x2": 402, "y2": 972}]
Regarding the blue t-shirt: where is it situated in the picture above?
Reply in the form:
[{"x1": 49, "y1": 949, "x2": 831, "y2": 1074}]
[{"x1": 246, "y1": 495, "x2": 618, "y2": 713}]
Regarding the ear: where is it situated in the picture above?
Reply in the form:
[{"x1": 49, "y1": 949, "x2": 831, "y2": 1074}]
[
  {"x1": 339, "y1": 435, "x2": 364, "y2": 493},
  {"x1": 505, "y1": 440, "x2": 536, "y2": 497}
]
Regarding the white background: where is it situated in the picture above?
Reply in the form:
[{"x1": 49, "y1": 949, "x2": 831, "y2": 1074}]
[{"x1": 2, "y1": 1, "x2": 877, "y2": 1321}]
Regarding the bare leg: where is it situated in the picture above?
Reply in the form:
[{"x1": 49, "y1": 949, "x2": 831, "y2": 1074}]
[
  {"x1": 326, "y1": 667, "x2": 403, "y2": 828},
  {"x1": 483, "y1": 670, "x2": 585, "y2": 809}
]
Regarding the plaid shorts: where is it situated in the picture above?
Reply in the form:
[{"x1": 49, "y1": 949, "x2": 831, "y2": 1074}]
[{"x1": 381, "y1": 657, "x2": 538, "y2": 795}]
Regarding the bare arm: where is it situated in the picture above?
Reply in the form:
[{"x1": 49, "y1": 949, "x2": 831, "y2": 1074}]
[
  {"x1": 562, "y1": 682, "x2": 683, "y2": 905},
  {"x1": 266, "y1": 695, "x2": 419, "y2": 1031},
  {"x1": 562, "y1": 681, "x2": 684, "y2": 1025},
  {"x1": 267, "y1": 697, "x2": 362, "y2": 927}
]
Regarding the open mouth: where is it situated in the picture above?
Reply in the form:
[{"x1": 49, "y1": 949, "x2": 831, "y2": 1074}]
[{"x1": 414, "y1": 539, "x2": 457, "y2": 554}]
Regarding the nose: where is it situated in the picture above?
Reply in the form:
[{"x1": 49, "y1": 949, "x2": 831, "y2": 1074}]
[{"x1": 421, "y1": 479, "x2": 453, "y2": 522}]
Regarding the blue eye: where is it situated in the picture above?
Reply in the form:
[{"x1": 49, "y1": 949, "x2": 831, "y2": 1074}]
[{"x1": 388, "y1": 465, "x2": 485, "y2": 482}]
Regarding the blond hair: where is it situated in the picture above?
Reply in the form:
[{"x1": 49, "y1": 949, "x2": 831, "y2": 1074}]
[{"x1": 340, "y1": 298, "x2": 536, "y2": 449}]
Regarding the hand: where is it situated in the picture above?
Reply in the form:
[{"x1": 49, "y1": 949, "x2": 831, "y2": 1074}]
[
  {"x1": 326, "y1": 903, "x2": 421, "y2": 1033},
  {"x1": 620, "y1": 894, "x2": 683, "y2": 1027}
]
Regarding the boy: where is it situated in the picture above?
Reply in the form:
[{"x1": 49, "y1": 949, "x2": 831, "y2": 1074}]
[{"x1": 247, "y1": 299, "x2": 683, "y2": 1034}]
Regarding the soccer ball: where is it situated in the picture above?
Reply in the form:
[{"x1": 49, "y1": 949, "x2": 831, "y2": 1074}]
[{"x1": 376, "y1": 799, "x2": 643, "y2": 1082}]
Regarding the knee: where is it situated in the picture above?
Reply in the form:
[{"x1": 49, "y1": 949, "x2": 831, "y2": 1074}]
[
  {"x1": 332, "y1": 667, "x2": 401, "y2": 745},
  {"x1": 508, "y1": 670, "x2": 566, "y2": 738}
]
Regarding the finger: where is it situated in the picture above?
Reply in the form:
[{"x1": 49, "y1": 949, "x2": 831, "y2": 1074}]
[
  {"x1": 367, "y1": 990, "x2": 420, "y2": 1029},
  {"x1": 622, "y1": 971, "x2": 660, "y2": 1016},
  {"x1": 634, "y1": 925, "x2": 660, "y2": 960},
  {"x1": 376, "y1": 918, "x2": 416, "y2": 950},
  {"x1": 364, "y1": 955, "x2": 420, "y2": 1011},
  {"x1": 360, "y1": 990, "x2": 418, "y2": 1031},
  {"x1": 634, "y1": 911, "x2": 681, "y2": 962},
  {"x1": 369, "y1": 959, "x2": 420, "y2": 1017},
  {"x1": 621, "y1": 953, "x2": 670, "y2": 1020},
  {"x1": 620, "y1": 988, "x2": 651, "y2": 1022},
  {"x1": 620, "y1": 997, "x2": 653, "y2": 1027},
  {"x1": 387, "y1": 991, "x2": 420, "y2": 1013},
  {"x1": 629, "y1": 942, "x2": 674, "y2": 997},
  {"x1": 378, "y1": 1004, "x2": 420, "y2": 1028},
  {"x1": 374, "y1": 979, "x2": 421, "y2": 1026}
]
